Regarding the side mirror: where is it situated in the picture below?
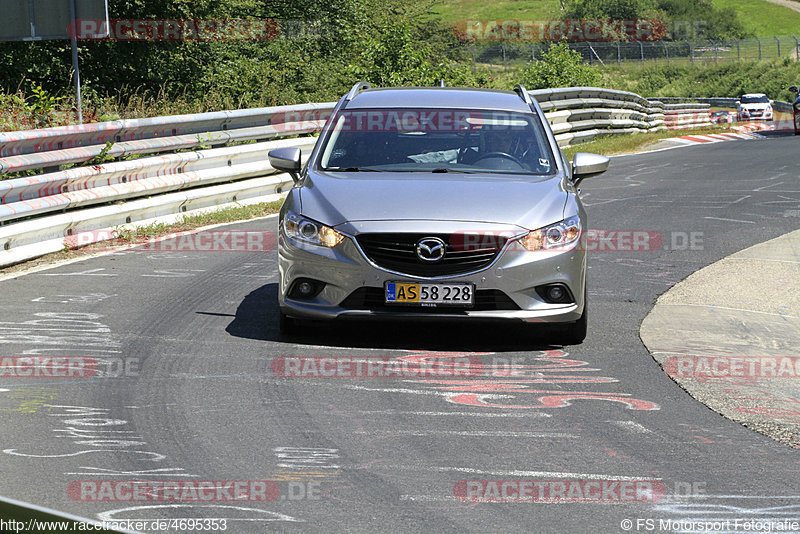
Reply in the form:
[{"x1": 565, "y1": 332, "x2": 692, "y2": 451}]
[
  {"x1": 268, "y1": 147, "x2": 302, "y2": 183},
  {"x1": 572, "y1": 152, "x2": 609, "y2": 185},
  {"x1": 789, "y1": 86, "x2": 798, "y2": 93}
]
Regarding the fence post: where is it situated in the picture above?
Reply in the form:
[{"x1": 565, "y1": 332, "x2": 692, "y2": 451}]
[
  {"x1": 689, "y1": 41, "x2": 694, "y2": 63},
  {"x1": 663, "y1": 41, "x2": 669, "y2": 65},
  {"x1": 713, "y1": 41, "x2": 718, "y2": 64},
  {"x1": 756, "y1": 37, "x2": 761, "y2": 60},
  {"x1": 502, "y1": 44, "x2": 507, "y2": 70},
  {"x1": 531, "y1": 43, "x2": 536, "y2": 61},
  {"x1": 736, "y1": 40, "x2": 740, "y2": 60},
  {"x1": 794, "y1": 36, "x2": 799, "y2": 60},
  {"x1": 775, "y1": 36, "x2": 781, "y2": 57},
  {"x1": 638, "y1": 40, "x2": 644, "y2": 62},
  {"x1": 617, "y1": 40, "x2": 621, "y2": 65}
]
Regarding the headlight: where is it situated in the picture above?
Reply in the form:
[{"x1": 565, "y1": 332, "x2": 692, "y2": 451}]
[
  {"x1": 795, "y1": 103, "x2": 800, "y2": 111},
  {"x1": 283, "y1": 211, "x2": 344, "y2": 248},
  {"x1": 517, "y1": 218, "x2": 580, "y2": 252}
]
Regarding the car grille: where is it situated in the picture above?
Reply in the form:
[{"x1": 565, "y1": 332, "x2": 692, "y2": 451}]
[
  {"x1": 355, "y1": 233, "x2": 507, "y2": 277},
  {"x1": 339, "y1": 288, "x2": 520, "y2": 312}
]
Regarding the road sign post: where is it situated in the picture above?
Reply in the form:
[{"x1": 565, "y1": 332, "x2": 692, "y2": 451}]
[{"x1": 0, "y1": 0, "x2": 109, "y2": 124}]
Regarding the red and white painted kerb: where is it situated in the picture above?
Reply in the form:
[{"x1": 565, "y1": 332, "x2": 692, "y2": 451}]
[{"x1": 674, "y1": 132, "x2": 764, "y2": 145}]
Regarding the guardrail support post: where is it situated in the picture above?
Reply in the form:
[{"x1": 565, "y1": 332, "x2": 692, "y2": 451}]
[
  {"x1": 69, "y1": 0, "x2": 83, "y2": 124},
  {"x1": 775, "y1": 36, "x2": 781, "y2": 57}
]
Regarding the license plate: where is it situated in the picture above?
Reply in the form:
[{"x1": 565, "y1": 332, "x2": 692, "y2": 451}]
[{"x1": 385, "y1": 282, "x2": 474, "y2": 307}]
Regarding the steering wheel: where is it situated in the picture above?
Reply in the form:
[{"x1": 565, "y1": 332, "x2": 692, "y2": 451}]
[{"x1": 472, "y1": 152, "x2": 525, "y2": 167}]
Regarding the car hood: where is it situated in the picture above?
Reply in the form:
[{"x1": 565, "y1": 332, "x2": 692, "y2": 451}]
[
  {"x1": 740, "y1": 103, "x2": 770, "y2": 110},
  {"x1": 299, "y1": 170, "x2": 569, "y2": 231}
]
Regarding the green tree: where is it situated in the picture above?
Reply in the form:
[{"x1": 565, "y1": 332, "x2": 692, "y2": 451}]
[{"x1": 518, "y1": 43, "x2": 601, "y2": 90}]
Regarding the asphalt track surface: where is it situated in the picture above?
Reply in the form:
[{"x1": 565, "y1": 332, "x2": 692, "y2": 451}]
[{"x1": 1, "y1": 132, "x2": 799, "y2": 533}]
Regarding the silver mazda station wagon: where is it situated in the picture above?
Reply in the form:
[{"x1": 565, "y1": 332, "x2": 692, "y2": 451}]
[{"x1": 269, "y1": 82, "x2": 609, "y2": 344}]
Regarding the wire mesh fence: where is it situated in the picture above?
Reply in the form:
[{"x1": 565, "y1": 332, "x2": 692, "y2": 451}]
[{"x1": 464, "y1": 37, "x2": 800, "y2": 69}]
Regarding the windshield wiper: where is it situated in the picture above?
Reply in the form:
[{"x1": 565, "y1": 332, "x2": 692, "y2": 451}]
[
  {"x1": 334, "y1": 167, "x2": 383, "y2": 172},
  {"x1": 431, "y1": 168, "x2": 475, "y2": 174}
]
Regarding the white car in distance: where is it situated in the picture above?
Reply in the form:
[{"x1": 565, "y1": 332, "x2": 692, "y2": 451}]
[{"x1": 737, "y1": 93, "x2": 773, "y2": 121}]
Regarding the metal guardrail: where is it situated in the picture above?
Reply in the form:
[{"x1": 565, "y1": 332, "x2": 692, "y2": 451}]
[
  {"x1": 0, "y1": 102, "x2": 335, "y2": 174},
  {"x1": 0, "y1": 88, "x2": 708, "y2": 268},
  {"x1": 0, "y1": 495, "x2": 135, "y2": 533}
]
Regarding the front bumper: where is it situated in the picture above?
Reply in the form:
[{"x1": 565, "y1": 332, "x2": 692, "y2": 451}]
[{"x1": 278, "y1": 227, "x2": 586, "y2": 325}]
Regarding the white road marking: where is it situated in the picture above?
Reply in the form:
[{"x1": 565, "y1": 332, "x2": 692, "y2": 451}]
[
  {"x1": 608, "y1": 420, "x2": 652, "y2": 434},
  {"x1": 342, "y1": 385, "x2": 468, "y2": 397},
  {"x1": 357, "y1": 410, "x2": 551, "y2": 418},
  {"x1": 404, "y1": 466, "x2": 660, "y2": 481},
  {"x1": 40, "y1": 268, "x2": 117, "y2": 277},
  {"x1": 658, "y1": 303, "x2": 797, "y2": 319},
  {"x1": 96, "y1": 504, "x2": 302, "y2": 523},
  {"x1": 704, "y1": 216, "x2": 755, "y2": 224},
  {"x1": 400, "y1": 495, "x2": 461, "y2": 502},
  {"x1": 727, "y1": 257, "x2": 800, "y2": 265},
  {"x1": 3, "y1": 448, "x2": 166, "y2": 460},
  {"x1": 65, "y1": 467, "x2": 198, "y2": 477},
  {"x1": 357, "y1": 430, "x2": 577, "y2": 438}
]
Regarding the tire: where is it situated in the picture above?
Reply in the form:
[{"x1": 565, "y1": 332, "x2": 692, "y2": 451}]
[
  {"x1": 279, "y1": 311, "x2": 301, "y2": 336},
  {"x1": 551, "y1": 289, "x2": 587, "y2": 346}
]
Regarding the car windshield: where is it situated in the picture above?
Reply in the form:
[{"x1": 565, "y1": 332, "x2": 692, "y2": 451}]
[
  {"x1": 318, "y1": 108, "x2": 556, "y2": 175},
  {"x1": 741, "y1": 95, "x2": 769, "y2": 104}
]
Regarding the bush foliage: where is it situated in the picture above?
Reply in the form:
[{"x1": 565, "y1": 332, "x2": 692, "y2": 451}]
[{"x1": 0, "y1": 0, "x2": 792, "y2": 125}]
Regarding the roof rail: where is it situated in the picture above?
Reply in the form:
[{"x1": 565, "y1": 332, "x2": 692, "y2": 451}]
[
  {"x1": 345, "y1": 81, "x2": 371, "y2": 102},
  {"x1": 514, "y1": 84, "x2": 533, "y2": 106}
]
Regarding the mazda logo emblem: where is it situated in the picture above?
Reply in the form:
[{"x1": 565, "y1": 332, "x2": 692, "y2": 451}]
[{"x1": 416, "y1": 237, "x2": 446, "y2": 262}]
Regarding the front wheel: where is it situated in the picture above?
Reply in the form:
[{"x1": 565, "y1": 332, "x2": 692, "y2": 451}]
[
  {"x1": 279, "y1": 311, "x2": 301, "y2": 336},
  {"x1": 552, "y1": 308, "x2": 587, "y2": 346},
  {"x1": 550, "y1": 288, "x2": 587, "y2": 345}
]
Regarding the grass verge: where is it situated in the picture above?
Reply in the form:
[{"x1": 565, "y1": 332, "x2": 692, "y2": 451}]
[
  {"x1": 0, "y1": 200, "x2": 285, "y2": 277},
  {"x1": 561, "y1": 125, "x2": 738, "y2": 158}
]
